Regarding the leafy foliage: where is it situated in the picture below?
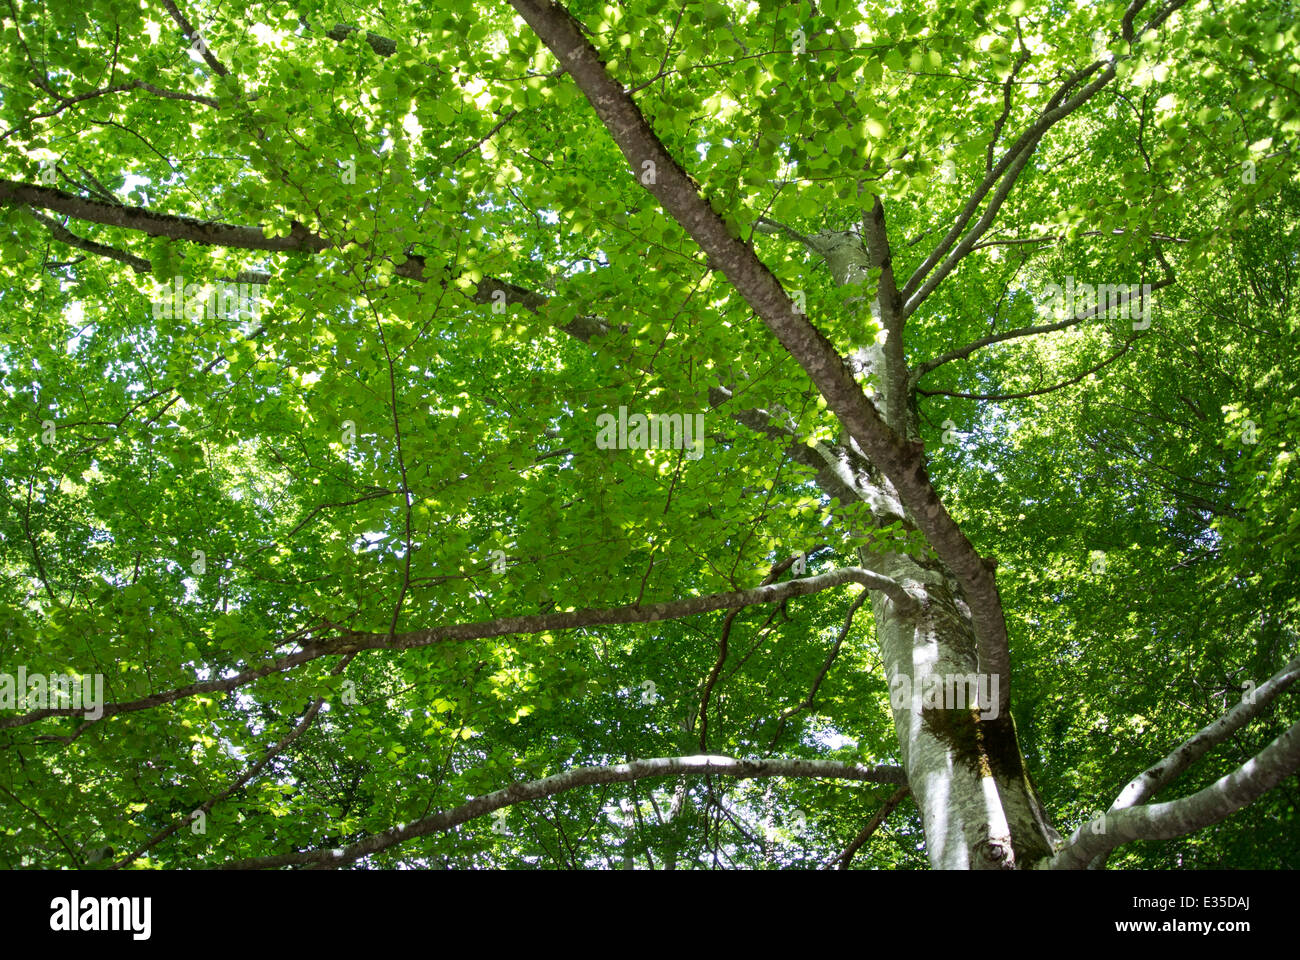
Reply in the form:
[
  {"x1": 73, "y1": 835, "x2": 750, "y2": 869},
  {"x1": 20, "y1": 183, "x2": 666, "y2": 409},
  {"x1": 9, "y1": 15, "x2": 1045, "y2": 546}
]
[{"x1": 0, "y1": 0, "x2": 1296, "y2": 868}]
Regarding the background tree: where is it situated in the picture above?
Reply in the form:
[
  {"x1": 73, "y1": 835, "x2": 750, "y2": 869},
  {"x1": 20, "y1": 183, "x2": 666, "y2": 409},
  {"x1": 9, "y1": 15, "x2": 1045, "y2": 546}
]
[{"x1": 0, "y1": 0, "x2": 1296, "y2": 869}]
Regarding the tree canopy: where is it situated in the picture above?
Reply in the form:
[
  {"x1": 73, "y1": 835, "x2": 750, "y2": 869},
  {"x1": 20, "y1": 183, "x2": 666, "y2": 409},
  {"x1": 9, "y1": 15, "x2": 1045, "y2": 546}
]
[{"x1": 0, "y1": 0, "x2": 1297, "y2": 870}]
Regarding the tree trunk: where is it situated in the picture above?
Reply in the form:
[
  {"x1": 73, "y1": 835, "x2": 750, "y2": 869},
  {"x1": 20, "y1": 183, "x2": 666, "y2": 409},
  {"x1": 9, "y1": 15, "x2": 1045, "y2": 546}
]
[
  {"x1": 803, "y1": 229, "x2": 1060, "y2": 868},
  {"x1": 869, "y1": 549, "x2": 1059, "y2": 867}
]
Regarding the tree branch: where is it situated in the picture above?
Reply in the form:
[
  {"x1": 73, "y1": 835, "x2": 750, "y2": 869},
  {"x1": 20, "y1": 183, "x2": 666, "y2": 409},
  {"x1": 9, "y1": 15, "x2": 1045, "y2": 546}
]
[
  {"x1": 112, "y1": 653, "x2": 357, "y2": 868},
  {"x1": 901, "y1": 57, "x2": 1107, "y2": 308},
  {"x1": 509, "y1": 0, "x2": 1014, "y2": 715},
  {"x1": 900, "y1": 0, "x2": 1188, "y2": 317},
  {"x1": 160, "y1": 0, "x2": 230, "y2": 77},
  {"x1": 916, "y1": 333, "x2": 1144, "y2": 401},
  {"x1": 0, "y1": 179, "x2": 578, "y2": 327},
  {"x1": 1, "y1": 79, "x2": 218, "y2": 141},
  {"x1": 754, "y1": 216, "x2": 817, "y2": 249},
  {"x1": 835, "y1": 784, "x2": 910, "y2": 869},
  {"x1": 215, "y1": 754, "x2": 906, "y2": 869},
  {"x1": 1110, "y1": 655, "x2": 1300, "y2": 812},
  {"x1": 1084, "y1": 653, "x2": 1300, "y2": 869},
  {"x1": 1044, "y1": 717, "x2": 1300, "y2": 869},
  {"x1": 769, "y1": 589, "x2": 870, "y2": 748},
  {"x1": 0, "y1": 179, "x2": 329, "y2": 252},
  {"x1": 29, "y1": 210, "x2": 269, "y2": 283},
  {"x1": 303, "y1": 21, "x2": 398, "y2": 57},
  {"x1": 912, "y1": 254, "x2": 1174, "y2": 384},
  {"x1": 986, "y1": 45, "x2": 1032, "y2": 177},
  {"x1": 970, "y1": 228, "x2": 1190, "y2": 252},
  {"x1": 1, "y1": 566, "x2": 915, "y2": 735}
]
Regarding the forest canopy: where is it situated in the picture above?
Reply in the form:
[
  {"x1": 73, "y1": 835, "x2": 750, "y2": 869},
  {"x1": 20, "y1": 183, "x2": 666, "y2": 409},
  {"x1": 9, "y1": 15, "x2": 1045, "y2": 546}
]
[{"x1": 0, "y1": 0, "x2": 1297, "y2": 870}]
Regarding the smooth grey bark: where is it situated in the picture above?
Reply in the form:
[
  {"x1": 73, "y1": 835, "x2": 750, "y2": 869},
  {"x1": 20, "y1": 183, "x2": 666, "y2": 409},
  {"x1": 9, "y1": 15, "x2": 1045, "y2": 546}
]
[
  {"x1": 1046, "y1": 718, "x2": 1300, "y2": 869},
  {"x1": 762, "y1": 209, "x2": 1061, "y2": 866},
  {"x1": 864, "y1": 544, "x2": 1060, "y2": 868},
  {"x1": 810, "y1": 349, "x2": 1059, "y2": 868},
  {"x1": 506, "y1": 0, "x2": 1069, "y2": 868},
  {"x1": 745, "y1": 223, "x2": 1061, "y2": 867},
  {"x1": 1108, "y1": 654, "x2": 1300, "y2": 813},
  {"x1": 1083, "y1": 654, "x2": 1300, "y2": 869},
  {"x1": 505, "y1": 0, "x2": 1206, "y2": 869}
]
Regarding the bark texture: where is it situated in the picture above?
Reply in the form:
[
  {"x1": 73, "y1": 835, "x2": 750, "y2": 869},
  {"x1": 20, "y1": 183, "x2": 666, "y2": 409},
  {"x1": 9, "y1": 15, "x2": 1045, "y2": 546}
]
[{"x1": 506, "y1": 0, "x2": 1060, "y2": 868}]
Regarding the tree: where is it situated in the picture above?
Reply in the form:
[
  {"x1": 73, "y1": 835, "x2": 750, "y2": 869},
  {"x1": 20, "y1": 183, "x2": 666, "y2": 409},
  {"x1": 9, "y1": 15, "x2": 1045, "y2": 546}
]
[{"x1": 0, "y1": 0, "x2": 1296, "y2": 870}]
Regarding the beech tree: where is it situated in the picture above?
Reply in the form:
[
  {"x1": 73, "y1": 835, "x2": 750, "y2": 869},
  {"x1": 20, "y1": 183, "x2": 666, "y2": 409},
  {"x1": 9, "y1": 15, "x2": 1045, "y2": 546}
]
[{"x1": 1, "y1": 0, "x2": 1297, "y2": 870}]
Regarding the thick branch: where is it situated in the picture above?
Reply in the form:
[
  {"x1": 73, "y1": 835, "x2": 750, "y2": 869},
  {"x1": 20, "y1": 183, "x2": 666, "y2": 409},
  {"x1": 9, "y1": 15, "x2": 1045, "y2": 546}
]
[
  {"x1": 509, "y1": 0, "x2": 1013, "y2": 714},
  {"x1": 308, "y1": 21, "x2": 398, "y2": 57},
  {"x1": 1110, "y1": 654, "x2": 1300, "y2": 812},
  {"x1": 0, "y1": 180, "x2": 566, "y2": 324},
  {"x1": 861, "y1": 197, "x2": 908, "y2": 428},
  {"x1": 160, "y1": 0, "x2": 230, "y2": 77},
  {"x1": 0, "y1": 567, "x2": 913, "y2": 734},
  {"x1": 353, "y1": 565, "x2": 916, "y2": 652},
  {"x1": 1084, "y1": 653, "x2": 1300, "y2": 869},
  {"x1": 1044, "y1": 718, "x2": 1300, "y2": 869},
  {"x1": 30, "y1": 210, "x2": 270, "y2": 283},
  {"x1": 216, "y1": 754, "x2": 906, "y2": 869},
  {"x1": 0, "y1": 180, "x2": 329, "y2": 253}
]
